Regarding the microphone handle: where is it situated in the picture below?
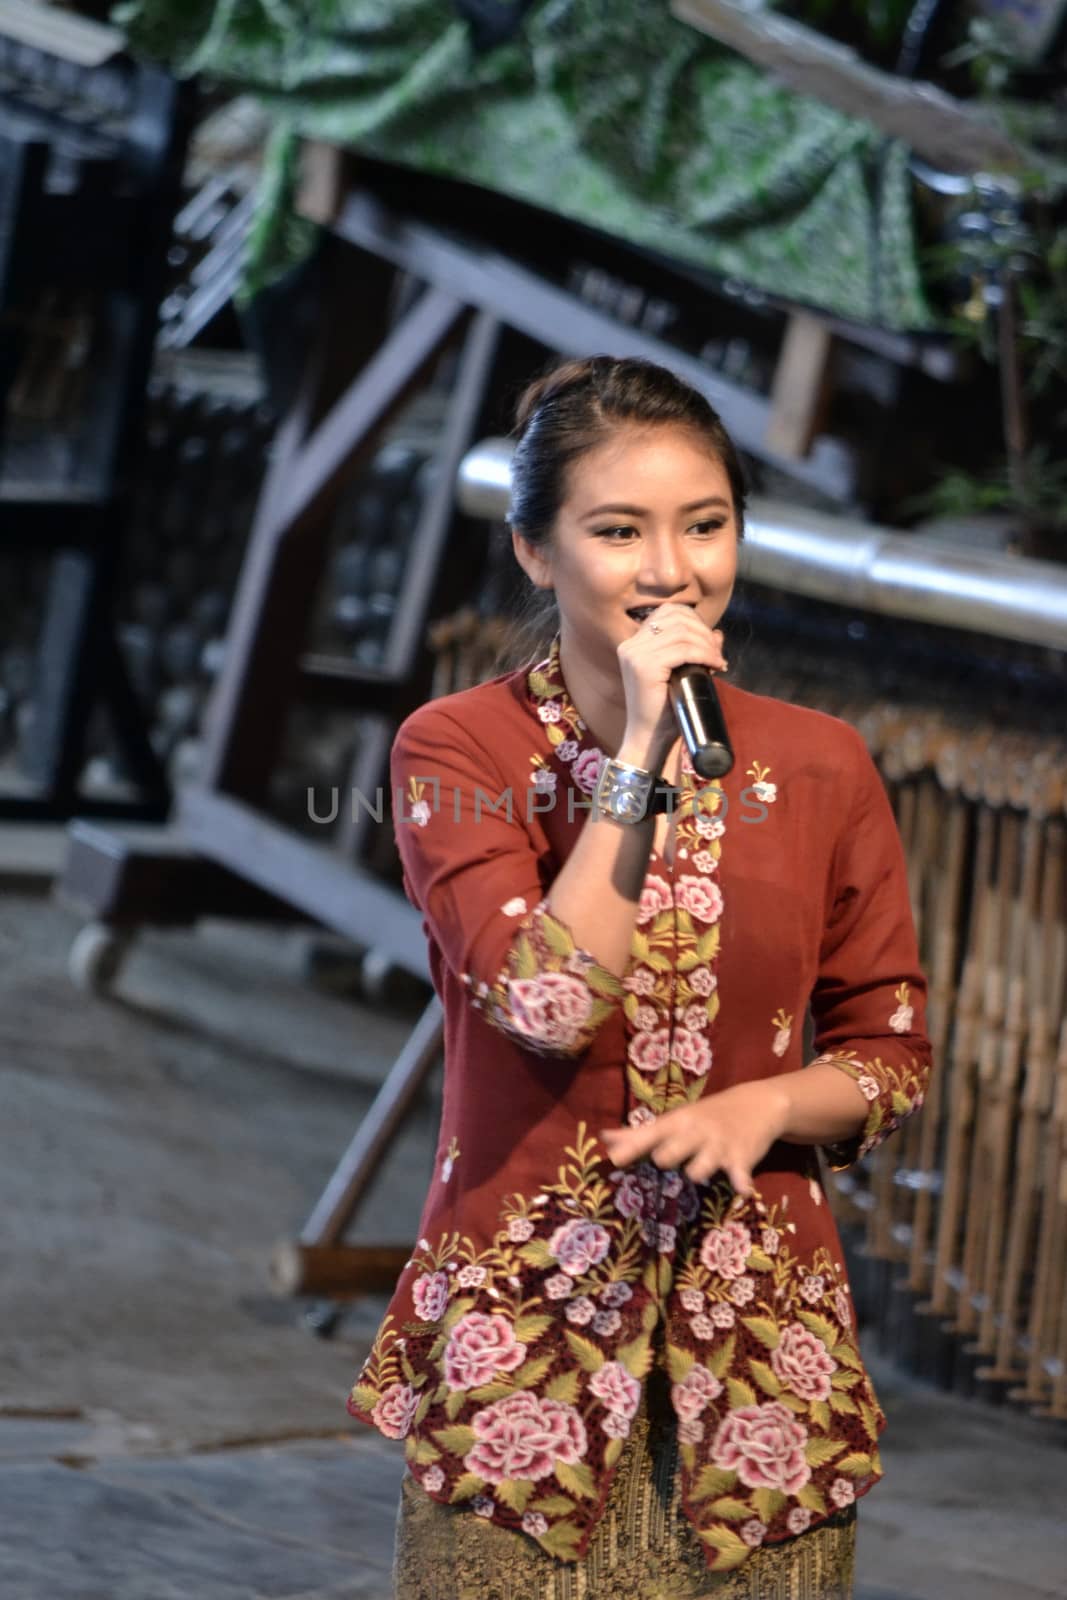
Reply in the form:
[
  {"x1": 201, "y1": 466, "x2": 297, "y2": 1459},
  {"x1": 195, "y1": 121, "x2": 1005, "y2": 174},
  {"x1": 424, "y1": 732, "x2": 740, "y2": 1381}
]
[{"x1": 669, "y1": 665, "x2": 734, "y2": 779}]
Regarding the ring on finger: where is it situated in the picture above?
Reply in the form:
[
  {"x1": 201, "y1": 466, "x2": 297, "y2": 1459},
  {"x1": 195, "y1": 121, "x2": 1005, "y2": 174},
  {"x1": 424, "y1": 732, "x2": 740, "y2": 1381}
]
[{"x1": 648, "y1": 619, "x2": 662, "y2": 634}]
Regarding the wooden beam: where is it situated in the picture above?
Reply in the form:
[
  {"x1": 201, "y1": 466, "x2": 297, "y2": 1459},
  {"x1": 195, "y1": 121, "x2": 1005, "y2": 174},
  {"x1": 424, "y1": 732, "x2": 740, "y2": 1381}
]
[
  {"x1": 325, "y1": 188, "x2": 859, "y2": 502},
  {"x1": 670, "y1": 0, "x2": 1025, "y2": 174},
  {"x1": 764, "y1": 313, "x2": 835, "y2": 461}
]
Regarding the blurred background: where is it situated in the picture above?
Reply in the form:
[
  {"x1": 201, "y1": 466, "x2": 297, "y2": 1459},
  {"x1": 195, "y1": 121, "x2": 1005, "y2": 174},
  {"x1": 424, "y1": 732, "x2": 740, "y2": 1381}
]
[{"x1": 0, "y1": 1, "x2": 1065, "y2": 1596}]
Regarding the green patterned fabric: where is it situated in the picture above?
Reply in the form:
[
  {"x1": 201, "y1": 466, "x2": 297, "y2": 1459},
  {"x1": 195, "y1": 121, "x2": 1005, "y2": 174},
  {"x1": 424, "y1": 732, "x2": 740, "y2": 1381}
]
[{"x1": 116, "y1": 0, "x2": 934, "y2": 328}]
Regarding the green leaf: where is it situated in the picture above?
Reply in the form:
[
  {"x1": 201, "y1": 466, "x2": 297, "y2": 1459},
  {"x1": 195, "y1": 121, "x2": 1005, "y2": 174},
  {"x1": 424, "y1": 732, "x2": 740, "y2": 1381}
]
[
  {"x1": 441, "y1": 1295, "x2": 477, "y2": 1334},
  {"x1": 805, "y1": 1436, "x2": 847, "y2": 1467},
  {"x1": 528, "y1": 1493, "x2": 575, "y2": 1516},
  {"x1": 408, "y1": 1438, "x2": 441, "y2": 1466},
  {"x1": 641, "y1": 1298, "x2": 660, "y2": 1332},
  {"x1": 514, "y1": 1313, "x2": 554, "y2": 1341},
  {"x1": 469, "y1": 1380, "x2": 515, "y2": 1403},
  {"x1": 831, "y1": 1368, "x2": 861, "y2": 1390},
  {"x1": 692, "y1": 1463, "x2": 738, "y2": 1501},
  {"x1": 512, "y1": 936, "x2": 537, "y2": 980},
  {"x1": 539, "y1": 1520, "x2": 582, "y2": 1559},
  {"x1": 517, "y1": 1240, "x2": 555, "y2": 1269},
  {"x1": 617, "y1": 1333, "x2": 653, "y2": 1379},
  {"x1": 494, "y1": 1477, "x2": 536, "y2": 1513},
  {"x1": 836, "y1": 1450, "x2": 875, "y2": 1478},
  {"x1": 797, "y1": 1482, "x2": 828, "y2": 1513},
  {"x1": 623, "y1": 992, "x2": 641, "y2": 1023},
  {"x1": 433, "y1": 1423, "x2": 475, "y2": 1455},
  {"x1": 708, "y1": 1495, "x2": 752, "y2": 1522},
  {"x1": 745, "y1": 1248, "x2": 775, "y2": 1274},
  {"x1": 749, "y1": 1359, "x2": 782, "y2": 1397},
  {"x1": 603, "y1": 1435, "x2": 624, "y2": 1470},
  {"x1": 726, "y1": 1377, "x2": 757, "y2": 1408},
  {"x1": 586, "y1": 967, "x2": 622, "y2": 998},
  {"x1": 513, "y1": 1353, "x2": 555, "y2": 1390},
  {"x1": 858, "y1": 1399, "x2": 882, "y2": 1441},
  {"x1": 752, "y1": 1487, "x2": 786, "y2": 1521},
  {"x1": 545, "y1": 1369, "x2": 581, "y2": 1404},
  {"x1": 833, "y1": 1340, "x2": 864, "y2": 1371},
  {"x1": 541, "y1": 916, "x2": 573, "y2": 958},
  {"x1": 564, "y1": 1330, "x2": 604, "y2": 1373},
  {"x1": 349, "y1": 1383, "x2": 379, "y2": 1413},
  {"x1": 809, "y1": 1399, "x2": 831, "y2": 1431},
  {"x1": 777, "y1": 1390, "x2": 808, "y2": 1413},
  {"x1": 741, "y1": 1316, "x2": 780, "y2": 1351},
  {"x1": 630, "y1": 931, "x2": 651, "y2": 962},
  {"x1": 449, "y1": 1471, "x2": 487, "y2": 1502},
  {"x1": 828, "y1": 1389, "x2": 858, "y2": 1415},
  {"x1": 444, "y1": 1387, "x2": 466, "y2": 1421},
  {"x1": 555, "y1": 1460, "x2": 597, "y2": 1500},
  {"x1": 796, "y1": 1310, "x2": 838, "y2": 1348},
  {"x1": 667, "y1": 1342, "x2": 696, "y2": 1382},
  {"x1": 708, "y1": 1332, "x2": 736, "y2": 1380},
  {"x1": 699, "y1": 1527, "x2": 750, "y2": 1569},
  {"x1": 414, "y1": 1391, "x2": 433, "y2": 1426}
]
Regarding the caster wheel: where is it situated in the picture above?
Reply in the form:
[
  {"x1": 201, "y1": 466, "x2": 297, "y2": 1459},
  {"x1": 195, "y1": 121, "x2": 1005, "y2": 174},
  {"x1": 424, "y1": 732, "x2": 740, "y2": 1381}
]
[
  {"x1": 69, "y1": 923, "x2": 133, "y2": 995},
  {"x1": 304, "y1": 1301, "x2": 343, "y2": 1340}
]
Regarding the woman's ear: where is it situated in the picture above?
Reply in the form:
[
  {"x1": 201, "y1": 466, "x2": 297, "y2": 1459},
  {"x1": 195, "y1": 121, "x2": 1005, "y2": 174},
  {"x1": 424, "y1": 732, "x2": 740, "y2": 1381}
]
[{"x1": 511, "y1": 527, "x2": 554, "y2": 591}]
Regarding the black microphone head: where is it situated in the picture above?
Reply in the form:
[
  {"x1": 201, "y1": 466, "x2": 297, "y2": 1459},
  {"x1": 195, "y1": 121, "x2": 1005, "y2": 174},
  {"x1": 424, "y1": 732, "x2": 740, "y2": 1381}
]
[{"x1": 692, "y1": 742, "x2": 733, "y2": 779}]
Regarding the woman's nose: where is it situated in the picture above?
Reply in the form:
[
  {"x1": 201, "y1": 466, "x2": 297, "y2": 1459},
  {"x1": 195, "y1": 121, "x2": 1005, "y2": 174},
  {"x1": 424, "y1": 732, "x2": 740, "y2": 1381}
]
[{"x1": 640, "y1": 533, "x2": 689, "y2": 590}]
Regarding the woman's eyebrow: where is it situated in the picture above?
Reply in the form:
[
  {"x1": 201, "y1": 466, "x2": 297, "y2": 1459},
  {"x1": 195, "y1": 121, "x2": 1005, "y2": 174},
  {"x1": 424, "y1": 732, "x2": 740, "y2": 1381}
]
[{"x1": 581, "y1": 496, "x2": 731, "y2": 519}]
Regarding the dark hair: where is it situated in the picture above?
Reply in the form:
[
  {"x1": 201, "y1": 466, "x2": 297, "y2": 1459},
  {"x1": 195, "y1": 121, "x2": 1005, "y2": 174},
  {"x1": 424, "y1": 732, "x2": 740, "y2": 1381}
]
[{"x1": 507, "y1": 355, "x2": 747, "y2": 546}]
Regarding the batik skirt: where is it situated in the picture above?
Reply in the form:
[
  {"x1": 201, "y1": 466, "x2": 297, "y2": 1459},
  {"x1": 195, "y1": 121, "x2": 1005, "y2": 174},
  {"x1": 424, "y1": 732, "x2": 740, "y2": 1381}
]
[{"x1": 392, "y1": 1367, "x2": 856, "y2": 1600}]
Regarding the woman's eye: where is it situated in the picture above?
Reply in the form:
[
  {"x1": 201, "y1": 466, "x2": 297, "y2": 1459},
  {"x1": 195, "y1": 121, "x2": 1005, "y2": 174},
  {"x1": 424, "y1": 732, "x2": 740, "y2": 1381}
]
[
  {"x1": 689, "y1": 519, "x2": 726, "y2": 538},
  {"x1": 595, "y1": 525, "x2": 639, "y2": 542}
]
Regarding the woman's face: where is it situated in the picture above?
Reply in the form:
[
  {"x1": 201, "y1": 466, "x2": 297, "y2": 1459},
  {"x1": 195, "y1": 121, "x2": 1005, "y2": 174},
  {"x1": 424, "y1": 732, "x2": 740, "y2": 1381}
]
[{"x1": 513, "y1": 425, "x2": 739, "y2": 679}]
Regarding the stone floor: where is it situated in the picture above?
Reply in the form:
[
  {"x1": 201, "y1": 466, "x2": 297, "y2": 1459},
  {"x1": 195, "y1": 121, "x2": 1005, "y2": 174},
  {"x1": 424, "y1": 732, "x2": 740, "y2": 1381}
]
[{"x1": 0, "y1": 834, "x2": 1064, "y2": 1599}]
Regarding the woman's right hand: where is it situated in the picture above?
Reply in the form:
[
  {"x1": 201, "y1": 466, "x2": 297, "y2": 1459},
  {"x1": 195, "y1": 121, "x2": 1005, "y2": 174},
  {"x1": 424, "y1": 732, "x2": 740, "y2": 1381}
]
[{"x1": 616, "y1": 604, "x2": 727, "y2": 770}]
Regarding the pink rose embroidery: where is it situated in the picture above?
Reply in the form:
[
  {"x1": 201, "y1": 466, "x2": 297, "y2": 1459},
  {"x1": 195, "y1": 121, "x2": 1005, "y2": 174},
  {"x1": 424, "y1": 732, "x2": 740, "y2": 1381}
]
[
  {"x1": 599, "y1": 1280, "x2": 634, "y2": 1308},
  {"x1": 694, "y1": 815, "x2": 725, "y2": 839},
  {"x1": 412, "y1": 1270, "x2": 450, "y2": 1323},
  {"x1": 421, "y1": 1463, "x2": 445, "y2": 1493},
  {"x1": 690, "y1": 1314, "x2": 717, "y2": 1341},
  {"x1": 688, "y1": 964, "x2": 717, "y2": 997},
  {"x1": 730, "y1": 1276, "x2": 756, "y2": 1306},
  {"x1": 636, "y1": 875, "x2": 673, "y2": 926},
  {"x1": 761, "y1": 1227, "x2": 780, "y2": 1256},
  {"x1": 691, "y1": 849, "x2": 717, "y2": 874},
  {"x1": 672, "y1": 1030, "x2": 712, "y2": 1078},
  {"x1": 457, "y1": 1264, "x2": 487, "y2": 1289},
  {"x1": 464, "y1": 1392, "x2": 587, "y2": 1484},
  {"x1": 683, "y1": 1002, "x2": 709, "y2": 1033},
  {"x1": 671, "y1": 1364, "x2": 723, "y2": 1421},
  {"x1": 590, "y1": 1360, "x2": 641, "y2": 1418},
  {"x1": 834, "y1": 1286, "x2": 852, "y2": 1327},
  {"x1": 548, "y1": 1218, "x2": 612, "y2": 1277},
  {"x1": 830, "y1": 1477, "x2": 856, "y2": 1507},
  {"x1": 800, "y1": 1273, "x2": 826, "y2": 1304},
  {"x1": 857, "y1": 1074, "x2": 881, "y2": 1101},
  {"x1": 674, "y1": 875, "x2": 723, "y2": 924},
  {"x1": 699, "y1": 1222, "x2": 752, "y2": 1279},
  {"x1": 557, "y1": 740, "x2": 579, "y2": 762},
  {"x1": 677, "y1": 1417, "x2": 704, "y2": 1444},
  {"x1": 633, "y1": 1003, "x2": 659, "y2": 1032},
  {"x1": 571, "y1": 747, "x2": 606, "y2": 794},
  {"x1": 741, "y1": 1519, "x2": 767, "y2": 1548},
  {"x1": 507, "y1": 1216, "x2": 535, "y2": 1243},
  {"x1": 602, "y1": 1410, "x2": 632, "y2": 1438},
  {"x1": 545, "y1": 1273, "x2": 573, "y2": 1299},
  {"x1": 371, "y1": 1382, "x2": 419, "y2": 1440},
  {"x1": 471, "y1": 1494, "x2": 496, "y2": 1517},
  {"x1": 628, "y1": 1028, "x2": 671, "y2": 1074},
  {"x1": 530, "y1": 768, "x2": 557, "y2": 794},
  {"x1": 624, "y1": 966, "x2": 657, "y2": 995},
  {"x1": 772, "y1": 1027, "x2": 791, "y2": 1057},
  {"x1": 711, "y1": 1401, "x2": 811, "y2": 1496},
  {"x1": 680, "y1": 1286, "x2": 705, "y2": 1313},
  {"x1": 522, "y1": 1510, "x2": 549, "y2": 1535},
  {"x1": 507, "y1": 972, "x2": 593, "y2": 1051},
  {"x1": 538, "y1": 700, "x2": 562, "y2": 723},
  {"x1": 889, "y1": 1004, "x2": 914, "y2": 1033},
  {"x1": 444, "y1": 1311, "x2": 526, "y2": 1390},
  {"x1": 787, "y1": 1505, "x2": 813, "y2": 1534},
  {"x1": 770, "y1": 1323, "x2": 837, "y2": 1402},
  {"x1": 410, "y1": 799, "x2": 432, "y2": 827}
]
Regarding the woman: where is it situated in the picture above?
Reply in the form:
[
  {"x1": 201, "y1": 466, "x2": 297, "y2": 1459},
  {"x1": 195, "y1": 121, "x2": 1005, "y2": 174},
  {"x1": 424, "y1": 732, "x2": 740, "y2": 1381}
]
[{"x1": 348, "y1": 356, "x2": 931, "y2": 1598}]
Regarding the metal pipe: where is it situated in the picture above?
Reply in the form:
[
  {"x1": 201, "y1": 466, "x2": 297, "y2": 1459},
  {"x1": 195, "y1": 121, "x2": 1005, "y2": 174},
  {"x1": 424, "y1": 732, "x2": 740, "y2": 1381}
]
[{"x1": 457, "y1": 438, "x2": 1067, "y2": 652}]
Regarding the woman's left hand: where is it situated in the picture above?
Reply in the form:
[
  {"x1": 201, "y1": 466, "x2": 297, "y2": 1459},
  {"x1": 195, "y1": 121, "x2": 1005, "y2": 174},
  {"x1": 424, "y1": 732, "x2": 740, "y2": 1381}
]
[{"x1": 599, "y1": 1081, "x2": 791, "y2": 1196}]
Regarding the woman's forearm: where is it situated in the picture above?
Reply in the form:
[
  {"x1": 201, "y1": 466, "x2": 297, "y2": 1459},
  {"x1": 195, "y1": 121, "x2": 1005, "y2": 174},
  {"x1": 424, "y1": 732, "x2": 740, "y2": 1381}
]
[
  {"x1": 767, "y1": 1064, "x2": 869, "y2": 1146},
  {"x1": 545, "y1": 807, "x2": 656, "y2": 977}
]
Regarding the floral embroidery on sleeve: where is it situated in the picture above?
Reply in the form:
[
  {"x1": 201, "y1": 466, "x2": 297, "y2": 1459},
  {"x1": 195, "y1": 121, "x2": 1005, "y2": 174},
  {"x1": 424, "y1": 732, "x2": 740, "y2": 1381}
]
[
  {"x1": 888, "y1": 982, "x2": 913, "y2": 1033},
  {"x1": 771, "y1": 1009, "x2": 792, "y2": 1058},
  {"x1": 745, "y1": 760, "x2": 777, "y2": 803},
  {"x1": 440, "y1": 1138, "x2": 460, "y2": 1184},
  {"x1": 465, "y1": 901, "x2": 623, "y2": 1057},
  {"x1": 812, "y1": 1048, "x2": 928, "y2": 1169}
]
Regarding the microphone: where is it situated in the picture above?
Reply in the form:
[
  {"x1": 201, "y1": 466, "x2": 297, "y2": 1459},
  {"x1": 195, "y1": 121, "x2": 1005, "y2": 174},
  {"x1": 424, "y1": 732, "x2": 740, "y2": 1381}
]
[{"x1": 669, "y1": 666, "x2": 734, "y2": 778}]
